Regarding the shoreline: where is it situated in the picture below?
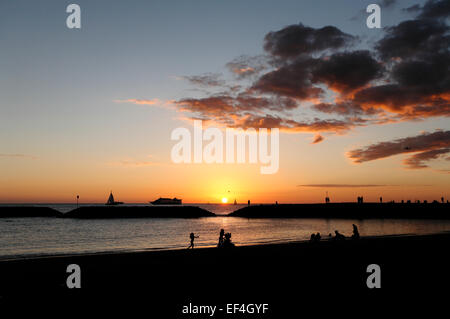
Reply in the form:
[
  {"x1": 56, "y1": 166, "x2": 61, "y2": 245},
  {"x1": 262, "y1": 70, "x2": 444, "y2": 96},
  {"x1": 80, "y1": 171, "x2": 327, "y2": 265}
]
[{"x1": 0, "y1": 231, "x2": 447, "y2": 263}]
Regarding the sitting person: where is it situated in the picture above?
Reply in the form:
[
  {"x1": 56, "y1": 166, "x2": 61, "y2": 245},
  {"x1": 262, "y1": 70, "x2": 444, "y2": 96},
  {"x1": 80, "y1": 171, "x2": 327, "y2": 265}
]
[
  {"x1": 222, "y1": 232, "x2": 235, "y2": 248},
  {"x1": 351, "y1": 224, "x2": 360, "y2": 240},
  {"x1": 310, "y1": 232, "x2": 322, "y2": 243},
  {"x1": 333, "y1": 230, "x2": 346, "y2": 241}
]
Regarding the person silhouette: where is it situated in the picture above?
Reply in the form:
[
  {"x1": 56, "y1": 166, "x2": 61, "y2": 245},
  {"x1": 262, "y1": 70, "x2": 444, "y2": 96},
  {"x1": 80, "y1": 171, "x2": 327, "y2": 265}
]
[
  {"x1": 334, "y1": 230, "x2": 345, "y2": 241},
  {"x1": 217, "y1": 229, "x2": 225, "y2": 248},
  {"x1": 223, "y1": 232, "x2": 235, "y2": 248},
  {"x1": 351, "y1": 224, "x2": 360, "y2": 240},
  {"x1": 188, "y1": 232, "x2": 199, "y2": 249}
]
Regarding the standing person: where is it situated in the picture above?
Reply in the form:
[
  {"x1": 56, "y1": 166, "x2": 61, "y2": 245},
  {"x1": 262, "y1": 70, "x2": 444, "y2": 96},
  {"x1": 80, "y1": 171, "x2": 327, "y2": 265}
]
[
  {"x1": 188, "y1": 232, "x2": 199, "y2": 249},
  {"x1": 351, "y1": 224, "x2": 360, "y2": 240},
  {"x1": 217, "y1": 229, "x2": 225, "y2": 248}
]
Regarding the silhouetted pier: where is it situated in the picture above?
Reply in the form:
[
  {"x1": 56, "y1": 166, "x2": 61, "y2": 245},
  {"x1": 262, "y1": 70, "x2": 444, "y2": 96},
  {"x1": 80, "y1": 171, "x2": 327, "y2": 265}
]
[
  {"x1": 228, "y1": 202, "x2": 450, "y2": 219},
  {"x1": 0, "y1": 206, "x2": 62, "y2": 218},
  {"x1": 63, "y1": 205, "x2": 215, "y2": 219}
]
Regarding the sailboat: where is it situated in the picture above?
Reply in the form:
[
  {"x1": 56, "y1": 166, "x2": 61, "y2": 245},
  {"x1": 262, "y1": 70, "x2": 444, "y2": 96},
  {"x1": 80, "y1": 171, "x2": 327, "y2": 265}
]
[
  {"x1": 105, "y1": 191, "x2": 124, "y2": 205},
  {"x1": 234, "y1": 199, "x2": 237, "y2": 205}
]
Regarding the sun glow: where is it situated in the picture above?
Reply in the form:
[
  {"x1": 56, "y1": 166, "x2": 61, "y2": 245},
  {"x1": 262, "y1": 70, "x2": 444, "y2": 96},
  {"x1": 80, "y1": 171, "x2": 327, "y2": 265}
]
[{"x1": 221, "y1": 197, "x2": 228, "y2": 204}]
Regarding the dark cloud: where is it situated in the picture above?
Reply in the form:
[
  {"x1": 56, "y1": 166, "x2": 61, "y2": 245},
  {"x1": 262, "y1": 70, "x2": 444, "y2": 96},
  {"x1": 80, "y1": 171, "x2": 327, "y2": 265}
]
[
  {"x1": 182, "y1": 73, "x2": 225, "y2": 87},
  {"x1": 352, "y1": 17, "x2": 450, "y2": 118},
  {"x1": 401, "y1": 103, "x2": 450, "y2": 119},
  {"x1": 348, "y1": 130, "x2": 450, "y2": 169},
  {"x1": 176, "y1": 95, "x2": 235, "y2": 117},
  {"x1": 376, "y1": 19, "x2": 450, "y2": 60},
  {"x1": 418, "y1": 0, "x2": 450, "y2": 19},
  {"x1": 353, "y1": 51, "x2": 450, "y2": 117},
  {"x1": 263, "y1": 23, "x2": 355, "y2": 58},
  {"x1": 175, "y1": 94, "x2": 298, "y2": 119},
  {"x1": 381, "y1": 0, "x2": 396, "y2": 8},
  {"x1": 150, "y1": 6, "x2": 450, "y2": 143},
  {"x1": 403, "y1": 4, "x2": 421, "y2": 13},
  {"x1": 354, "y1": 84, "x2": 438, "y2": 112},
  {"x1": 347, "y1": 1, "x2": 450, "y2": 120},
  {"x1": 252, "y1": 50, "x2": 383, "y2": 99},
  {"x1": 226, "y1": 55, "x2": 267, "y2": 79},
  {"x1": 312, "y1": 134, "x2": 324, "y2": 144},
  {"x1": 251, "y1": 56, "x2": 322, "y2": 100},
  {"x1": 234, "y1": 115, "x2": 360, "y2": 133},
  {"x1": 312, "y1": 102, "x2": 380, "y2": 116},
  {"x1": 391, "y1": 54, "x2": 450, "y2": 89},
  {"x1": 403, "y1": 148, "x2": 450, "y2": 169},
  {"x1": 312, "y1": 51, "x2": 383, "y2": 93}
]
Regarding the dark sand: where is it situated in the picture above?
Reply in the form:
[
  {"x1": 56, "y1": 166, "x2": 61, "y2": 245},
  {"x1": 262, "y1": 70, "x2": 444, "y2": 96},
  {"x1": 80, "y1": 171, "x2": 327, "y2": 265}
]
[{"x1": 1, "y1": 233, "x2": 449, "y2": 315}]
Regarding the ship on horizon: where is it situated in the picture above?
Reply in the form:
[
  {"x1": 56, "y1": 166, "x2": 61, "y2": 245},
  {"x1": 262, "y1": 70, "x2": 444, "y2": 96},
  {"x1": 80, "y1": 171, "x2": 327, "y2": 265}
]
[
  {"x1": 105, "y1": 191, "x2": 124, "y2": 206},
  {"x1": 150, "y1": 197, "x2": 182, "y2": 205}
]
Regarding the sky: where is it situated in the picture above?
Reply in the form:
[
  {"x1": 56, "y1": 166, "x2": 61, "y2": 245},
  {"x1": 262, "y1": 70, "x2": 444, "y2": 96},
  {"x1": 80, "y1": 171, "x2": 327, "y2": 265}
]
[{"x1": 0, "y1": 0, "x2": 449, "y2": 204}]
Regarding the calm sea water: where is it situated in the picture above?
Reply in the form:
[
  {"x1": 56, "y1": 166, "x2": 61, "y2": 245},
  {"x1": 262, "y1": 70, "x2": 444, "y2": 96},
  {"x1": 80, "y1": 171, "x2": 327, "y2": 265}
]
[
  {"x1": 1, "y1": 203, "x2": 245, "y2": 214},
  {"x1": 1, "y1": 204, "x2": 450, "y2": 260}
]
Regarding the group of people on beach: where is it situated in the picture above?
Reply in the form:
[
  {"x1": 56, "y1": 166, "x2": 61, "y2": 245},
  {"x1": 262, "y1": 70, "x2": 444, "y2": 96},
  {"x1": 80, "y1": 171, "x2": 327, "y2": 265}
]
[
  {"x1": 189, "y1": 224, "x2": 361, "y2": 249},
  {"x1": 217, "y1": 229, "x2": 235, "y2": 248},
  {"x1": 187, "y1": 229, "x2": 235, "y2": 249},
  {"x1": 310, "y1": 224, "x2": 360, "y2": 242}
]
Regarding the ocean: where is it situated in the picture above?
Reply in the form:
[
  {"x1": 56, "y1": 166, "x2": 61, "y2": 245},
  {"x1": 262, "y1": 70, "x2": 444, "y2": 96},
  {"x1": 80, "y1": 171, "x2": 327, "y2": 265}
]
[{"x1": 1, "y1": 203, "x2": 450, "y2": 260}]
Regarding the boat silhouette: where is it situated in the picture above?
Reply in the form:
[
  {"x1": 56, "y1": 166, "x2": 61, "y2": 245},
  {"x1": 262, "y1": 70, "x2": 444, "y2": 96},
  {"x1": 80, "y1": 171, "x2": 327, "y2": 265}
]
[
  {"x1": 105, "y1": 191, "x2": 124, "y2": 205},
  {"x1": 150, "y1": 197, "x2": 182, "y2": 205}
]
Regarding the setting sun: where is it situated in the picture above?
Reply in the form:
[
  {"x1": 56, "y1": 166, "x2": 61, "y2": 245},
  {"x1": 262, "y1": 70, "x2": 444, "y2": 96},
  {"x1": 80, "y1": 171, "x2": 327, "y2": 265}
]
[{"x1": 221, "y1": 197, "x2": 228, "y2": 204}]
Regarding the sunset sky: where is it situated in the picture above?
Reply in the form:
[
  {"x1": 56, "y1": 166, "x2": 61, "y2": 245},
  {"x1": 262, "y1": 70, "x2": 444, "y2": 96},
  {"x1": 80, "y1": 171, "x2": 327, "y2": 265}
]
[{"x1": 1, "y1": 0, "x2": 449, "y2": 203}]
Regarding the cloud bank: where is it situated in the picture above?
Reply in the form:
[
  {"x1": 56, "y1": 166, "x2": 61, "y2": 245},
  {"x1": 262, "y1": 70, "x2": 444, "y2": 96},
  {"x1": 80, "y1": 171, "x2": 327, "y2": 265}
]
[
  {"x1": 120, "y1": 0, "x2": 450, "y2": 171},
  {"x1": 348, "y1": 130, "x2": 450, "y2": 169}
]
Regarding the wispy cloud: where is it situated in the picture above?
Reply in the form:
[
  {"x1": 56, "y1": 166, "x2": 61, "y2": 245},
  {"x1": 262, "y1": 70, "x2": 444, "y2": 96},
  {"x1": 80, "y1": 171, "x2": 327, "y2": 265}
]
[
  {"x1": 180, "y1": 73, "x2": 225, "y2": 87},
  {"x1": 298, "y1": 184, "x2": 392, "y2": 188},
  {"x1": 0, "y1": 153, "x2": 38, "y2": 160},
  {"x1": 347, "y1": 130, "x2": 450, "y2": 169},
  {"x1": 311, "y1": 134, "x2": 324, "y2": 144},
  {"x1": 107, "y1": 155, "x2": 160, "y2": 167}
]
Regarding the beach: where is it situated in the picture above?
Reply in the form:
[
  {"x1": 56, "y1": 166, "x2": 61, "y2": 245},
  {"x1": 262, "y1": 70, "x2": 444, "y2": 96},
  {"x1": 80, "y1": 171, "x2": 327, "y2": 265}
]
[
  {"x1": 1, "y1": 204, "x2": 449, "y2": 315},
  {"x1": 1, "y1": 232, "x2": 449, "y2": 314},
  {"x1": 2, "y1": 205, "x2": 450, "y2": 259}
]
